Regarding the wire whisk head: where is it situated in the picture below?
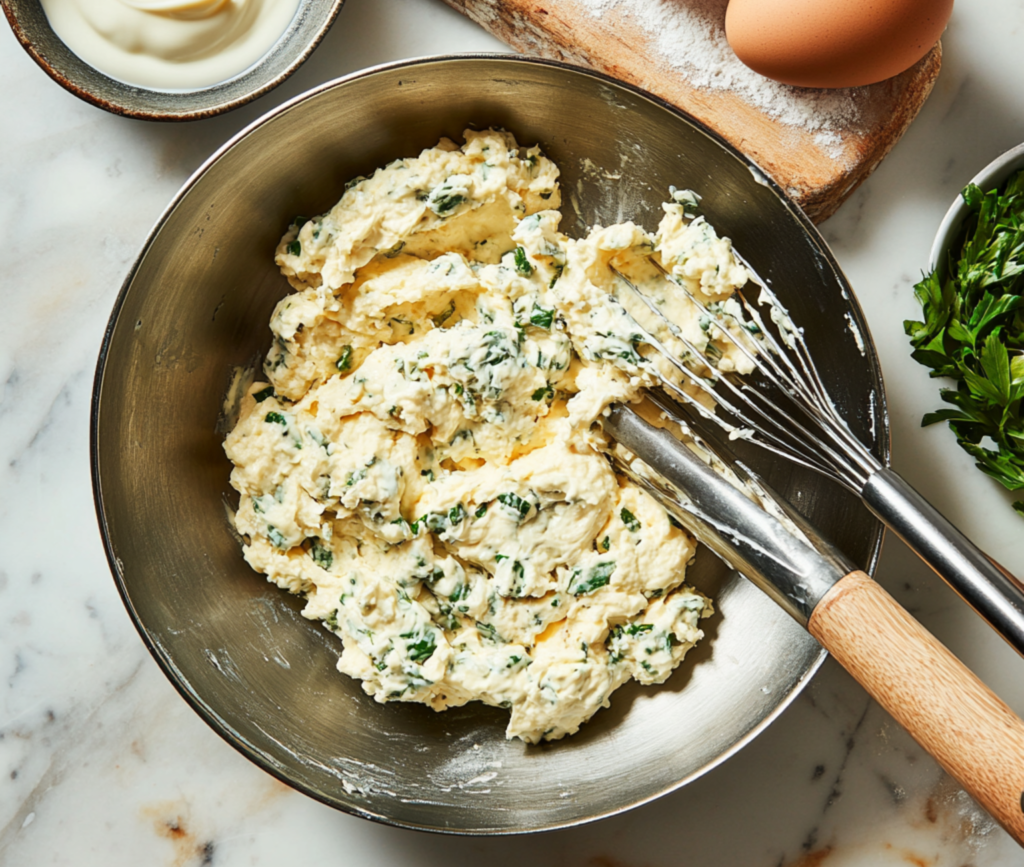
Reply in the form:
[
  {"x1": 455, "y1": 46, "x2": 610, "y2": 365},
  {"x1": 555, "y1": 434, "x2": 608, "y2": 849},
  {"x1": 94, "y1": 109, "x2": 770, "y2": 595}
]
[{"x1": 610, "y1": 256, "x2": 881, "y2": 494}]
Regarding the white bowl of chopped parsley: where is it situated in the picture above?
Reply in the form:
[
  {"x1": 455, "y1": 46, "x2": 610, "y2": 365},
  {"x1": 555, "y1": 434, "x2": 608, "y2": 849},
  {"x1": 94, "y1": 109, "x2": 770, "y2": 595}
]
[{"x1": 908, "y1": 142, "x2": 1024, "y2": 515}]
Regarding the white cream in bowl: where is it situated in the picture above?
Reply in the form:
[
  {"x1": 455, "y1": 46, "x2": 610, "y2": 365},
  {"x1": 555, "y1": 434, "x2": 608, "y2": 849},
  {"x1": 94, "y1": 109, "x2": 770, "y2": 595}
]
[{"x1": 39, "y1": 0, "x2": 301, "y2": 89}]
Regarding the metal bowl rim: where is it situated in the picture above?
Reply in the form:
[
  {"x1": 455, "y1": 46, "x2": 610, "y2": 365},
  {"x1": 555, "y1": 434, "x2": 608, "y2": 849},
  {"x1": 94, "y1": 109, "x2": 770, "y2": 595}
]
[
  {"x1": 90, "y1": 52, "x2": 890, "y2": 834},
  {"x1": 0, "y1": 0, "x2": 345, "y2": 120}
]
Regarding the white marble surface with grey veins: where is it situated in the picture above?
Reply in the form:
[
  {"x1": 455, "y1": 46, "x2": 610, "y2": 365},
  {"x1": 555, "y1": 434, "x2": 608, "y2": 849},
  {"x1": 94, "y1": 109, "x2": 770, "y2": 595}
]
[{"x1": 2, "y1": 0, "x2": 1024, "y2": 864}]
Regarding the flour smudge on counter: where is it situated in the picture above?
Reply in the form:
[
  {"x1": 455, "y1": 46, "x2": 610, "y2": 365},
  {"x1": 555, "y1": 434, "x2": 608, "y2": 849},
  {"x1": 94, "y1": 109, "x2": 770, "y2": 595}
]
[{"x1": 224, "y1": 129, "x2": 752, "y2": 742}]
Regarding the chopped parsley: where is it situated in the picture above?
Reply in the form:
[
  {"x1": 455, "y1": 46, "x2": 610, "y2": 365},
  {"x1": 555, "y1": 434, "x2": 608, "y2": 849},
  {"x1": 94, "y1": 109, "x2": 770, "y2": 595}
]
[
  {"x1": 475, "y1": 621, "x2": 502, "y2": 644},
  {"x1": 569, "y1": 561, "x2": 615, "y2": 595},
  {"x1": 427, "y1": 181, "x2": 467, "y2": 216},
  {"x1": 620, "y1": 508, "x2": 641, "y2": 532},
  {"x1": 606, "y1": 622, "x2": 656, "y2": 664},
  {"x1": 310, "y1": 538, "x2": 333, "y2": 570},
  {"x1": 420, "y1": 512, "x2": 448, "y2": 534},
  {"x1": 497, "y1": 492, "x2": 532, "y2": 519},
  {"x1": 431, "y1": 301, "x2": 456, "y2": 328},
  {"x1": 336, "y1": 345, "x2": 353, "y2": 372},
  {"x1": 480, "y1": 330, "x2": 516, "y2": 367},
  {"x1": 514, "y1": 246, "x2": 533, "y2": 276},
  {"x1": 253, "y1": 386, "x2": 274, "y2": 402},
  {"x1": 530, "y1": 303, "x2": 555, "y2": 329},
  {"x1": 906, "y1": 170, "x2": 1024, "y2": 515},
  {"x1": 621, "y1": 623, "x2": 654, "y2": 637},
  {"x1": 405, "y1": 631, "x2": 437, "y2": 664}
]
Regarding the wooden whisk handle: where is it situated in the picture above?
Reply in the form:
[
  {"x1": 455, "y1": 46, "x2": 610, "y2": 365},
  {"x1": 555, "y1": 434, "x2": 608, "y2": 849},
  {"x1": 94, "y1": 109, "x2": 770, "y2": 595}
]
[{"x1": 809, "y1": 571, "x2": 1024, "y2": 845}]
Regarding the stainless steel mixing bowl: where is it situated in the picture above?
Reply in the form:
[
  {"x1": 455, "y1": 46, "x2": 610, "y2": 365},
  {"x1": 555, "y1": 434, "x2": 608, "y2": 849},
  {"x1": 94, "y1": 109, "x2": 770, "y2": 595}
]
[{"x1": 92, "y1": 55, "x2": 888, "y2": 833}]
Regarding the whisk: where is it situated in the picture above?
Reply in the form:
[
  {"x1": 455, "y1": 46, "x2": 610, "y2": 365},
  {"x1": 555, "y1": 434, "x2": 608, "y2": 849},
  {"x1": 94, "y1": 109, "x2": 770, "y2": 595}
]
[
  {"x1": 609, "y1": 257, "x2": 1024, "y2": 655},
  {"x1": 598, "y1": 258, "x2": 1024, "y2": 844}
]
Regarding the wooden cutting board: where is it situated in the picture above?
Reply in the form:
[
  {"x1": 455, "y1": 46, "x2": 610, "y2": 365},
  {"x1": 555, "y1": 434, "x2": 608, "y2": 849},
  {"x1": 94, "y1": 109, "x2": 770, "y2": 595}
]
[{"x1": 440, "y1": 0, "x2": 941, "y2": 222}]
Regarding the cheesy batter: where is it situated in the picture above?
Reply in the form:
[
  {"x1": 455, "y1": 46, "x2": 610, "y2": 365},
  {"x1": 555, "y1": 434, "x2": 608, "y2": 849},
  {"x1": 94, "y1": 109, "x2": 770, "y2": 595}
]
[{"x1": 224, "y1": 129, "x2": 752, "y2": 742}]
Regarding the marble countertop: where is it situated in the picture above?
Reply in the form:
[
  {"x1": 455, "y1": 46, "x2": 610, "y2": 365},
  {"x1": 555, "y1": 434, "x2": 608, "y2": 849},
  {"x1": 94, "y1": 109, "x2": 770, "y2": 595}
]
[{"x1": 3, "y1": 0, "x2": 1024, "y2": 863}]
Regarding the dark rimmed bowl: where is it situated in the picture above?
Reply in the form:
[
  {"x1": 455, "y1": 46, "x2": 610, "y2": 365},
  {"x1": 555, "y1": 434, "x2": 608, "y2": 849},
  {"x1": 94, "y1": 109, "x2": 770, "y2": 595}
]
[
  {"x1": 91, "y1": 55, "x2": 889, "y2": 833},
  {"x1": 2, "y1": 0, "x2": 343, "y2": 120}
]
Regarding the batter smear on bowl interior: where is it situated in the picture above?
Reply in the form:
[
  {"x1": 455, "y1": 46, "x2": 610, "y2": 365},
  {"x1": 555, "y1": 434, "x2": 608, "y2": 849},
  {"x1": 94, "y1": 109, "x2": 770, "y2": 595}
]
[{"x1": 224, "y1": 129, "x2": 755, "y2": 742}]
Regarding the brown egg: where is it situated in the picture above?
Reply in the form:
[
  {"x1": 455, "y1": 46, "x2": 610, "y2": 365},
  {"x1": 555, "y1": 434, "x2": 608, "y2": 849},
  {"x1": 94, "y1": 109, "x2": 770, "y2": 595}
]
[{"x1": 725, "y1": 0, "x2": 953, "y2": 89}]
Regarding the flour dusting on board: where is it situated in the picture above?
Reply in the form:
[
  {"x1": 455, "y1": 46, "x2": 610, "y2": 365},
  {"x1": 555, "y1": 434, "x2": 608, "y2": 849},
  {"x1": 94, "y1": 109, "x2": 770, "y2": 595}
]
[{"x1": 574, "y1": 0, "x2": 865, "y2": 140}]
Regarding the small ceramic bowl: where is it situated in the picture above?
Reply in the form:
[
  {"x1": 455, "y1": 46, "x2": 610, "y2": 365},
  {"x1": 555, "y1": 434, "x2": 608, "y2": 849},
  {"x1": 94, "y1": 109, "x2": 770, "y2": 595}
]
[
  {"x1": 930, "y1": 142, "x2": 1024, "y2": 272},
  {"x1": 1, "y1": 0, "x2": 344, "y2": 120}
]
